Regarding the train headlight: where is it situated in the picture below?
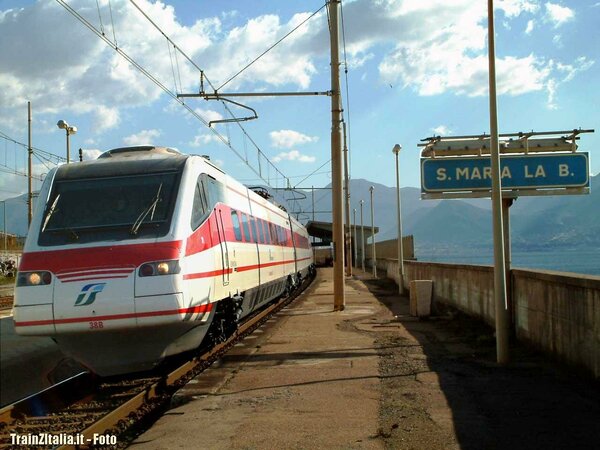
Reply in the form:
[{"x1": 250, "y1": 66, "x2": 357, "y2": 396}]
[
  {"x1": 17, "y1": 271, "x2": 52, "y2": 287},
  {"x1": 156, "y1": 262, "x2": 170, "y2": 275},
  {"x1": 138, "y1": 260, "x2": 180, "y2": 277}
]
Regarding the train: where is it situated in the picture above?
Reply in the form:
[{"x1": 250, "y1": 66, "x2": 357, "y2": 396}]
[{"x1": 13, "y1": 146, "x2": 314, "y2": 375}]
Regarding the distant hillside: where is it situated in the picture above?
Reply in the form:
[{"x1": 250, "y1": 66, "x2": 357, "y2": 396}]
[{"x1": 289, "y1": 175, "x2": 600, "y2": 253}]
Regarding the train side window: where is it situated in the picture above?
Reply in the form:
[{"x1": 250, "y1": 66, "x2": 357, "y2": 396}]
[
  {"x1": 257, "y1": 219, "x2": 265, "y2": 243},
  {"x1": 263, "y1": 220, "x2": 271, "y2": 244},
  {"x1": 191, "y1": 177, "x2": 209, "y2": 230},
  {"x1": 241, "y1": 214, "x2": 251, "y2": 242},
  {"x1": 251, "y1": 217, "x2": 259, "y2": 243},
  {"x1": 231, "y1": 211, "x2": 242, "y2": 241},
  {"x1": 269, "y1": 223, "x2": 277, "y2": 244}
]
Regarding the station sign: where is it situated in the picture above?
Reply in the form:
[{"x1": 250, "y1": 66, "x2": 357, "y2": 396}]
[{"x1": 421, "y1": 152, "x2": 589, "y2": 194}]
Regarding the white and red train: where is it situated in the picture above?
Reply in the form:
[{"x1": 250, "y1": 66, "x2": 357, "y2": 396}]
[{"x1": 13, "y1": 146, "x2": 314, "y2": 375}]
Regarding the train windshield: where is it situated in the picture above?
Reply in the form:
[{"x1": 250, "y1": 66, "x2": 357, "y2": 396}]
[{"x1": 38, "y1": 172, "x2": 180, "y2": 246}]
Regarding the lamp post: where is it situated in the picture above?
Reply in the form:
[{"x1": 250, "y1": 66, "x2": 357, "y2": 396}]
[
  {"x1": 353, "y1": 208, "x2": 357, "y2": 268},
  {"x1": 359, "y1": 200, "x2": 365, "y2": 272},
  {"x1": 369, "y1": 185, "x2": 377, "y2": 278},
  {"x1": 57, "y1": 120, "x2": 77, "y2": 164},
  {"x1": 392, "y1": 144, "x2": 404, "y2": 295}
]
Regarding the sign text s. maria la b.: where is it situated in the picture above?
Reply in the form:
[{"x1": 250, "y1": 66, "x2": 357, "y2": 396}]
[{"x1": 421, "y1": 152, "x2": 589, "y2": 194}]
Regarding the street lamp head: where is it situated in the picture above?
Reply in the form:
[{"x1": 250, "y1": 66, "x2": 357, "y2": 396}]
[
  {"x1": 68, "y1": 126, "x2": 77, "y2": 135},
  {"x1": 369, "y1": 185, "x2": 374, "y2": 192},
  {"x1": 359, "y1": 199, "x2": 364, "y2": 205},
  {"x1": 392, "y1": 144, "x2": 402, "y2": 154},
  {"x1": 57, "y1": 119, "x2": 69, "y2": 130}
]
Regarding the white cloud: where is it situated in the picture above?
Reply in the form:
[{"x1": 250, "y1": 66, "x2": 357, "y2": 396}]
[
  {"x1": 0, "y1": 0, "x2": 216, "y2": 131},
  {"x1": 431, "y1": 125, "x2": 452, "y2": 136},
  {"x1": 272, "y1": 150, "x2": 315, "y2": 163},
  {"x1": 545, "y1": 2, "x2": 575, "y2": 27},
  {"x1": 0, "y1": 0, "x2": 589, "y2": 135},
  {"x1": 81, "y1": 149, "x2": 103, "y2": 160},
  {"x1": 123, "y1": 129, "x2": 161, "y2": 145},
  {"x1": 496, "y1": 0, "x2": 540, "y2": 17},
  {"x1": 189, "y1": 133, "x2": 221, "y2": 147},
  {"x1": 270, "y1": 130, "x2": 318, "y2": 149},
  {"x1": 194, "y1": 108, "x2": 224, "y2": 125},
  {"x1": 525, "y1": 19, "x2": 535, "y2": 34}
]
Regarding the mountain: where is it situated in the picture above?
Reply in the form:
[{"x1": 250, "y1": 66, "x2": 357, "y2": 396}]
[
  {"x1": 1, "y1": 194, "x2": 33, "y2": 237},
  {"x1": 287, "y1": 175, "x2": 600, "y2": 253}
]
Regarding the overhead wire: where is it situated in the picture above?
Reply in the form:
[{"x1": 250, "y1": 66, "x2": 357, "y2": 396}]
[
  {"x1": 216, "y1": 3, "x2": 328, "y2": 91},
  {"x1": 55, "y1": 0, "x2": 262, "y2": 183},
  {"x1": 117, "y1": 0, "x2": 295, "y2": 188},
  {"x1": 0, "y1": 131, "x2": 66, "y2": 163}
]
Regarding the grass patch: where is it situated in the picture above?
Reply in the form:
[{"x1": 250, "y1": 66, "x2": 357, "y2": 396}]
[{"x1": 0, "y1": 276, "x2": 15, "y2": 286}]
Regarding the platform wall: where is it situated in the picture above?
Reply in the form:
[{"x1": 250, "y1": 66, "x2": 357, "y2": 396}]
[{"x1": 373, "y1": 258, "x2": 600, "y2": 378}]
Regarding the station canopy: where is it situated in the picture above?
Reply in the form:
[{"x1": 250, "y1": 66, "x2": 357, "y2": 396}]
[{"x1": 305, "y1": 220, "x2": 378, "y2": 244}]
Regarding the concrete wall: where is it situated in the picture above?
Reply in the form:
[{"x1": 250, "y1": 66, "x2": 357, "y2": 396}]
[
  {"x1": 512, "y1": 269, "x2": 600, "y2": 377},
  {"x1": 372, "y1": 258, "x2": 600, "y2": 377},
  {"x1": 374, "y1": 236, "x2": 415, "y2": 260}
]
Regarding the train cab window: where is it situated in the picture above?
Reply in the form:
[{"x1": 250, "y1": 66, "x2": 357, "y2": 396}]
[
  {"x1": 241, "y1": 214, "x2": 251, "y2": 242},
  {"x1": 191, "y1": 177, "x2": 209, "y2": 230},
  {"x1": 231, "y1": 211, "x2": 242, "y2": 241},
  {"x1": 204, "y1": 175, "x2": 225, "y2": 205}
]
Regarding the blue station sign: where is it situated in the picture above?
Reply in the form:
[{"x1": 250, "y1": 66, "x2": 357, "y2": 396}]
[{"x1": 421, "y1": 153, "x2": 589, "y2": 193}]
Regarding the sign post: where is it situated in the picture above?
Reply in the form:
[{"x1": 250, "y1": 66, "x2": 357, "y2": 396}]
[{"x1": 418, "y1": 128, "x2": 594, "y2": 366}]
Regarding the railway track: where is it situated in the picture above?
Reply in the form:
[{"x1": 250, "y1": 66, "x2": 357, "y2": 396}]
[{"x1": 0, "y1": 274, "x2": 313, "y2": 449}]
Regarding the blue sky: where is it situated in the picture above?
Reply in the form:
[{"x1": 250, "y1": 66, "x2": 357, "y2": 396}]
[{"x1": 1, "y1": 0, "x2": 598, "y2": 203}]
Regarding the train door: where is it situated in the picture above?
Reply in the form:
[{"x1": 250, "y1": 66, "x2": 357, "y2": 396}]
[
  {"x1": 289, "y1": 220, "x2": 298, "y2": 275},
  {"x1": 216, "y1": 207, "x2": 230, "y2": 286}
]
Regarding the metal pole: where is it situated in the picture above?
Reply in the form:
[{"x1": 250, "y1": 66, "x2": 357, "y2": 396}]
[
  {"x1": 27, "y1": 101, "x2": 32, "y2": 225},
  {"x1": 369, "y1": 186, "x2": 377, "y2": 278},
  {"x1": 329, "y1": 0, "x2": 345, "y2": 311},
  {"x1": 393, "y1": 144, "x2": 404, "y2": 295},
  {"x1": 311, "y1": 185, "x2": 315, "y2": 244},
  {"x1": 66, "y1": 129, "x2": 71, "y2": 164},
  {"x1": 343, "y1": 122, "x2": 352, "y2": 277},
  {"x1": 353, "y1": 208, "x2": 357, "y2": 268},
  {"x1": 503, "y1": 198, "x2": 514, "y2": 327},
  {"x1": 488, "y1": 0, "x2": 510, "y2": 365},
  {"x1": 2, "y1": 202, "x2": 6, "y2": 251},
  {"x1": 360, "y1": 200, "x2": 365, "y2": 272}
]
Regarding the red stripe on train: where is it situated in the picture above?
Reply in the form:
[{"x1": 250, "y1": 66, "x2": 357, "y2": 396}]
[
  {"x1": 19, "y1": 241, "x2": 183, "y2": 273},
  {"x1": 14, "y1": 303, "x2": 213, "y2": 327}
]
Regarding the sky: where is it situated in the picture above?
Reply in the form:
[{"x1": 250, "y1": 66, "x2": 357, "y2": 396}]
[{"x1": 1, "y1": 0, "x2": 599, "y2": 206}]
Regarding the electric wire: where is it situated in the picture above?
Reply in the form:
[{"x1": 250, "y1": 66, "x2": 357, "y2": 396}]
[
  {"x1": 121, "y1": 0, "x2": 290, "y2": 187},
  {"x1": 0, "y1": 131, "x2": 66, "y2": 163},
  {"x1": 55, "y1": 0, "x2": 273, "y2": 186},
  {"x1": 216, "y1": 3, "x2": 327, "y2": 91}
]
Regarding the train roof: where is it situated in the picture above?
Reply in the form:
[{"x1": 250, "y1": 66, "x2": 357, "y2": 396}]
[{"x1": 54, "y1": 146, "x2": 189, "y2": 180}]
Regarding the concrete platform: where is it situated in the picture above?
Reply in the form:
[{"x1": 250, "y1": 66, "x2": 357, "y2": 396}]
[
  {"x1": 133, "y1": 268, "x2": 386, "y2": 449},
  {"x1": 132, "y1": 267, "x2": 600, "y2": 450}
]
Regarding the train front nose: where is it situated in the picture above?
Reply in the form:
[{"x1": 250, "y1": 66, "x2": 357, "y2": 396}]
[{"x1": 52, "y1": 267, "x2": 137, "y2": 332}]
